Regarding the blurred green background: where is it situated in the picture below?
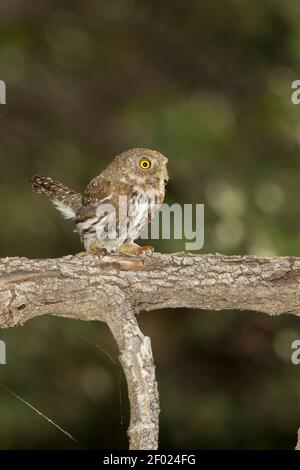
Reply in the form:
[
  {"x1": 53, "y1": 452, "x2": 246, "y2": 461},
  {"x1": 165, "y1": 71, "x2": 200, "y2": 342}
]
[{"x1": 0, "y1": 0, "x2": 300, "y2": 450}]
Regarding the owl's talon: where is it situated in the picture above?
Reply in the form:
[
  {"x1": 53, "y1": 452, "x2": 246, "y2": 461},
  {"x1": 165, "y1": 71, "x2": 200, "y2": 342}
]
[
  {"x1": 74, "y1": 247, "x2": 107, "y2": 259},
  {"x1": 89, "y1": 246, "x2": 108, "y2": 259},
  {"x1": 140, "y1": 245, "x2": 155, "y2": 255},
  {"x1": 97, "y1": 248, "x2": 108, "y2": 259}
]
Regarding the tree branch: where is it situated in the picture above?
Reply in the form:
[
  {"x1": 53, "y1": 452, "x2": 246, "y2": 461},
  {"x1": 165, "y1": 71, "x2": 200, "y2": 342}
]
[
  {"x1": 0, "y1": 252, "x2": 299, "y2": 449},
  {"x1": 105, "y1": 303, "x2": 159, "y2": 450}
]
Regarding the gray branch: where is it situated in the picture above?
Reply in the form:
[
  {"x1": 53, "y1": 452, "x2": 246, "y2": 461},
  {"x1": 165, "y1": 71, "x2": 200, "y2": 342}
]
[{"x1": 0, "y1": 252, "x2": 299, "y2": 449}]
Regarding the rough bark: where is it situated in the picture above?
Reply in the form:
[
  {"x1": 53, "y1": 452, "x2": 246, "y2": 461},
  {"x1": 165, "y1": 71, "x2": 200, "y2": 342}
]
[
  {"x1": 0, "y1": 252, "x2": 299, "y2": 449},
  {"x1": 106, "y1": 304, "x2": 159, "y2": 450}
]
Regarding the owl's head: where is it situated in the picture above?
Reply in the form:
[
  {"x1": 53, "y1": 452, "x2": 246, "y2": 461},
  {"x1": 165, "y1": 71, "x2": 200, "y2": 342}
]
[{"x1": 111, "y1": 148, "x2": 169, "y2": 186}]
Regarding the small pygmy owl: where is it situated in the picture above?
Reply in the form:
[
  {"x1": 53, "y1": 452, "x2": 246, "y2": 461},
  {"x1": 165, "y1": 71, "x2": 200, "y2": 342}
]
[{"x1": 29, "y1": 148, "x2": 169, "y2": 256}]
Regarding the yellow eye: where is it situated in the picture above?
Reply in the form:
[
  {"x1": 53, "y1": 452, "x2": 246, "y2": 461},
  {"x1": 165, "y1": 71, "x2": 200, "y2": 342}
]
[{"x1": 139, "y1": 158, "x2": 151, "y2": 170}]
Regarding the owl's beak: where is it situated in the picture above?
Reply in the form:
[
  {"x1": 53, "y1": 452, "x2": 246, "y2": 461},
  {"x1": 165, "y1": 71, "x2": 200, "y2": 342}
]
[
  {"x1": 155, "y1": 166, "x2": 169, "y2": 183},
  {"x1": 163, "y1": 168, "x2": 169, "y2": 184}
]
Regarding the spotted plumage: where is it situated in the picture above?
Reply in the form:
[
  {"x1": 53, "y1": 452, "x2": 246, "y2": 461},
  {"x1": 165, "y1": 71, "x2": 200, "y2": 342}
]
[{"x1": 29, "y1": 148, "x2": 168, "y2": 255}]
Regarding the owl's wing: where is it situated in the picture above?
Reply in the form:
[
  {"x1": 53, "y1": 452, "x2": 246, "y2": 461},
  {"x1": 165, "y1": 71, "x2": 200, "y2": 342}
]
[
  {"x1": 76, "y1": 177, "x2": 112, "y2": 224},
  {"x1": 82, "y1": 176, "x2": 111, "y2": 205}
]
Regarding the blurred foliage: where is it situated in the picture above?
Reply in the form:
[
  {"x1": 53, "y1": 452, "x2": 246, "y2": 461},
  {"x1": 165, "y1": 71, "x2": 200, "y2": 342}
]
[{"x1": 0, "y1": 0, "x2": 300, "y2": 449}]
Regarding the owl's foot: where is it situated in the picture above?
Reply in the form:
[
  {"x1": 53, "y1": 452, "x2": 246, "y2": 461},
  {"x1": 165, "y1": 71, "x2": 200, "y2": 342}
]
[
  {"x1": 118, "y1": 243, "x2": 154, "y2": 257},
  {"x1": 74, "y1": 245, "x2": 108, "y2": 259},
  {"x1": 90, "y1": 246, "x2": 108, "y2": 259}
]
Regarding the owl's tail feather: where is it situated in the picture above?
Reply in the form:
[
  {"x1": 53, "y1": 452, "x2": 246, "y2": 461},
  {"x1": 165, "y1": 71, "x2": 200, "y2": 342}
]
[{"x1": 29, "y1": 175, "x2": 82, "y2": 220}]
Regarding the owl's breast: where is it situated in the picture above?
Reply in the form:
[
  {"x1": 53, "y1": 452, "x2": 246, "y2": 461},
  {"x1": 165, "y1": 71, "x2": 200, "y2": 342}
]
[
  {"x1": 77, "y1": 185, "x2": 164, "y2": 250},
  {"x1": 125, "y1": 187, "x2": 162, "y2": 241}
]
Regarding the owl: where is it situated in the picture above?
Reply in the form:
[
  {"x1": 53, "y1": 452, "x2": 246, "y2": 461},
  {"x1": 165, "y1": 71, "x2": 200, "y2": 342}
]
[{"x1": 29, "y1": 148, "x2": 169, "y2": 256}]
